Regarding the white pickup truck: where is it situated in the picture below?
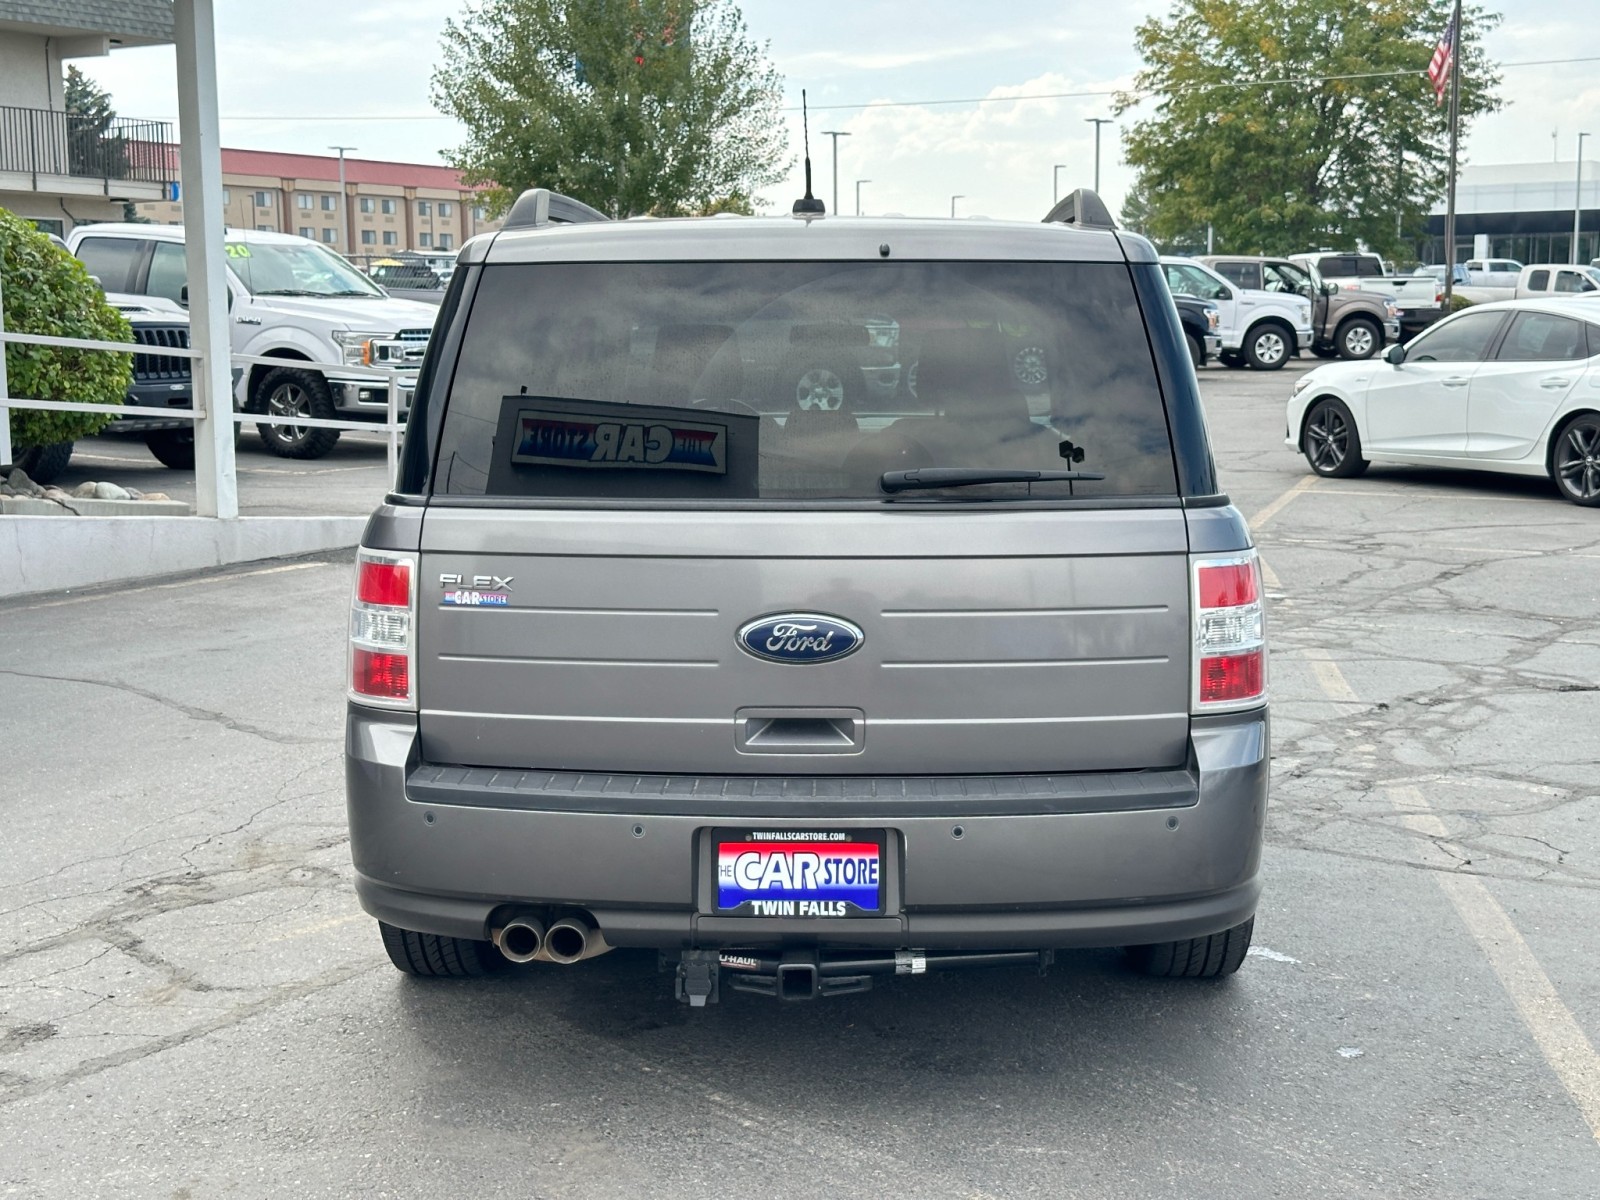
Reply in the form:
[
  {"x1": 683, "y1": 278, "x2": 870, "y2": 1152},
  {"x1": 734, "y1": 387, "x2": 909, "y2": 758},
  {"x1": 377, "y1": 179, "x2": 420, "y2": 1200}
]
[
  {"x1": 68, "y1": 224, "x2": 440, "y2": 459},
  {"x1": 1160, "y1": 256, "x2": 1314, "y2": 369},
  {"x1": 1512, "y1": 263, "x2": 1600, "y2": 299}
]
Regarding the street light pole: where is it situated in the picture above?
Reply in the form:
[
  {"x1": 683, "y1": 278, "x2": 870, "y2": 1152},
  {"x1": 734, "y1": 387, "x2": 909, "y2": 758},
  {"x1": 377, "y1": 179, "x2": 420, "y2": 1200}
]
[
  {"x1": 950, "y1": 194, "x2": 964, "y2": 219},
  {"x1": 329, "y1": 144, "x2": 356, "y2": 253},
  {"x1": 855, "y1": 179, "x2": 870, "y2": 217},
  {"x1": 1084, "y1": 118, "x2": 1111, "y2": 193},
  {"x1": 1574, "y1": 132, "x2": 1591, "y2": 265},
  {"x1": 1053, "y1": 164, "x2": 1067, "y2": 204},
  {"x1": 821, "y1": 129, "x2": 850, "y2": 215}
]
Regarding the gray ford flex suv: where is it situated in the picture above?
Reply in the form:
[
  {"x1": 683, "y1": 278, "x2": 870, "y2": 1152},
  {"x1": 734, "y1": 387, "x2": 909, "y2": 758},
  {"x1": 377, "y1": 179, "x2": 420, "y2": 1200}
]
[{"x1": 345, "y1": 188, "x2": 1269, "y2": 1004}]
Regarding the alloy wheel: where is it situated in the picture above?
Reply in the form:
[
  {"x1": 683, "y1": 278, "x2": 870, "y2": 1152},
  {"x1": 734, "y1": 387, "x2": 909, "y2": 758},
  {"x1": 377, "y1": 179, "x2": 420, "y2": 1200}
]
[
  {"x1": 1342, "y1": 323, "x2": 1376, "y2": 358},
  {"x1": 1306, "y1": 402, "x2": 1350, "y2": 473},
  {"x1": 1556, "y1": 418, "x2": 1600, "y2": 502},
  {"x1": 795, "y1": 367, "x2": 845, "y2": 411},
  {"x1": 1253, "y1": 330, "x2": 1287, "y2": 366},
  {"x1": 267, "y1": 382, "x2": 312, "y2": 445}
]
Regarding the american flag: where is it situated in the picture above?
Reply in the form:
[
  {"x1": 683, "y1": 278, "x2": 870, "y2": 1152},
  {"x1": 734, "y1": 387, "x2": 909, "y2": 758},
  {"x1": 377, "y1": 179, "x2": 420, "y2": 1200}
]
[{"x1": 1427, "y1": 14, "x2": 1457, "y2": 106}]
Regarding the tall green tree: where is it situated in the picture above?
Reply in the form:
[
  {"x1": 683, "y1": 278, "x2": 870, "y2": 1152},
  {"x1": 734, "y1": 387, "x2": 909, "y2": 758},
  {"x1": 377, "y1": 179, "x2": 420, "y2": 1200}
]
[
  {"x1": 63, "y1": 67, "x2": 147, "y2": 222},
  {"x1": 431, "y1": 0, "x2": 788, "y2": 218},
  {"x1": 1117, "y1": 0, "x2": 1500, "y2": 258}
]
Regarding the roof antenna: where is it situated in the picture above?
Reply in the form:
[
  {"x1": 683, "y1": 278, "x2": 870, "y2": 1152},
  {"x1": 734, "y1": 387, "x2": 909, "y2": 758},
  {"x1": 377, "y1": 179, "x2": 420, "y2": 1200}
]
[{"x1": 792, "y1": 89, "x2": 826, "y2": 216}]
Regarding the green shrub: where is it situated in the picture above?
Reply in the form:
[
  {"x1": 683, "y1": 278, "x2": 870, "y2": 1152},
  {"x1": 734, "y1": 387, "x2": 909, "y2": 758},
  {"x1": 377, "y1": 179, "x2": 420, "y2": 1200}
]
[
  {"x1": 2, "y1": 207, "x2": 131, "y2": 448},
  {"x1": 1447, "y1": 292, "x2": 1475, "y2": 313}
]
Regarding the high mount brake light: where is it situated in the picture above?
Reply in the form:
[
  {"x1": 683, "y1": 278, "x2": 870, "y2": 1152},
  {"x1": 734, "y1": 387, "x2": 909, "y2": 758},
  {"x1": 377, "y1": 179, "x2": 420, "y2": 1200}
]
[
  {"x1": 350, "y1": 549, "x2": 416, "y2": 708},
  {"x1": 1192, "y1": 551, "x2": 1266, "y2": 712}
]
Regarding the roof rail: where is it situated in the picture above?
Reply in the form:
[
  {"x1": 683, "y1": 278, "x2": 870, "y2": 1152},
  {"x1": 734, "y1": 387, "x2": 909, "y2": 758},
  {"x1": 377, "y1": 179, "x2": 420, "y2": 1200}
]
[
  {"x1": 1042, "y1": 188, "x2": 1115, "y2": 230},
  {"x1": 501, "y1": 188, "x2": 611, "y2": 231}
]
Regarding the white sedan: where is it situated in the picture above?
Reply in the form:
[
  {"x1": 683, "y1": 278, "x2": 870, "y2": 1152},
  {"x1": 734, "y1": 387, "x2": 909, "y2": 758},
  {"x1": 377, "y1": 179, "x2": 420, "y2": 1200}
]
[{"x1": 1286, "y1": 299, "x2": 1600, "y2": 506}]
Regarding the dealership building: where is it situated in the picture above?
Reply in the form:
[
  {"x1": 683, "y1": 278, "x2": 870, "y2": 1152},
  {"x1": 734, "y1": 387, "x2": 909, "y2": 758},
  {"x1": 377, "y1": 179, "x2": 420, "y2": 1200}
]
[{"x1": 1427, "y1": 158, "x2": 1600, "y2": 265}]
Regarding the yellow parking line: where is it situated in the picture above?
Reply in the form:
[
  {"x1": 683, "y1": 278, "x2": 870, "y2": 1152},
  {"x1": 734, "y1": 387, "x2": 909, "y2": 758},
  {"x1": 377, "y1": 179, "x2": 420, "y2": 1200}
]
[
  {"x1": 1248, "y1": 474, "x2": 1319, "y2": 530},
  {"x1": 1306, "y1": 655, "x2": 1600, "y2": 1141}
]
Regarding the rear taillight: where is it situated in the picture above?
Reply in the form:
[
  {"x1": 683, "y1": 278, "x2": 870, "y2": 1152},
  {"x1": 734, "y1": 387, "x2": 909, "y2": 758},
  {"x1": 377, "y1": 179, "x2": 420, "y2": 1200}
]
[
  {"x1": 350, "y1": 548, "x2": 415, "y2": 708},
  {"x1": 1192, "y1": 551, "x2": 1266, "y2": 712}
]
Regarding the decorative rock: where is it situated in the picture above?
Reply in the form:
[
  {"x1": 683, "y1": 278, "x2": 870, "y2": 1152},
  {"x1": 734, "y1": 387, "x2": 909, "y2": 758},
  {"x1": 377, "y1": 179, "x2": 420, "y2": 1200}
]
[
  {"x1": 72, "y1": 481, "x2": 98, "y2": 498},
  {"x1": 5, "y1": 468, "x2": 41, "y2": 496},
  {"x1": 41, "y1": 487, "x2": 74, "y2": 502},
  {"x1": 92, "y1": 482, "x2": 132, "y2": 500},
  {"x1": 124, "y1": 487, "x2": 143, "y2": 499},
  {"x1": 140, "y1": 492, "x2": 172, "y2": 502},
  {"x1": 0, "y1": 484, "x2": 16, "y2": 497}
]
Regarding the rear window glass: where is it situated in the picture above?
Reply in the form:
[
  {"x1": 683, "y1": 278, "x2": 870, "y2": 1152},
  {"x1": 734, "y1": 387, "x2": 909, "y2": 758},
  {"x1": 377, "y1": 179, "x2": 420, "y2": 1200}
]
[
  {"x1": 434, "y1": 261, "x2": 1177, "y2": 502},
  {"x1": 74, "y1": 236, "x2": 144, "y2": 293}
]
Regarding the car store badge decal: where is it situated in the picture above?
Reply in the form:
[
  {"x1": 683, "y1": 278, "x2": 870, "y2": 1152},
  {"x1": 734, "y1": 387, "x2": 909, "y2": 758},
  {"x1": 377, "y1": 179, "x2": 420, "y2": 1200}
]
[{"x1": 511, "y1": 406, "x2": 727, "y2": 474}]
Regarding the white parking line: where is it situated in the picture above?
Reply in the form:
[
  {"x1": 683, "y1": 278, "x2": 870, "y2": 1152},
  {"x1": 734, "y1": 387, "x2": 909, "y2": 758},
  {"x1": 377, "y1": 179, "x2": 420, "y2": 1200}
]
[{"x1": 1306, "y1": 654, "x2": 1600, "y2": 1141}]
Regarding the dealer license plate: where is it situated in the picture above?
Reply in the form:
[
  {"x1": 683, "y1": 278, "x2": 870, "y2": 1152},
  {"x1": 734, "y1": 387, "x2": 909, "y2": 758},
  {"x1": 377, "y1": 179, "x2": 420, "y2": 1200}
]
[{"x1": 713, "y1": 830, "x2": 885, "y2": 918}]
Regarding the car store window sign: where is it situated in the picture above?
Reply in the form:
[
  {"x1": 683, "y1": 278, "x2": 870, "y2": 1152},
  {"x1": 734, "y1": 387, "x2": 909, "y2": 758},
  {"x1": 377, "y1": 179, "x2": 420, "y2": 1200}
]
[{"x1": 510, "y1": 405, "x2": 727, "y2": 475}]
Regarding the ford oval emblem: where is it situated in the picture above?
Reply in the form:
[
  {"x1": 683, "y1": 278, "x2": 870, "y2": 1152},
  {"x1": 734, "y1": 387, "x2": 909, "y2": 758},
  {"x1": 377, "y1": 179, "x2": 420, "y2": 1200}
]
[{"x1": 737, "y1": 613, "x2": 863, "y2": 664}]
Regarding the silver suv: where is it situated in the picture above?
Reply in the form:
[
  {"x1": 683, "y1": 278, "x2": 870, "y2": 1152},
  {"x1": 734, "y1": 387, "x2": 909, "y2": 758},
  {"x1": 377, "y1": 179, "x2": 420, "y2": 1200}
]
[{"x1": 344, "y1": 189, "x2": 1269, "y2": 1004}]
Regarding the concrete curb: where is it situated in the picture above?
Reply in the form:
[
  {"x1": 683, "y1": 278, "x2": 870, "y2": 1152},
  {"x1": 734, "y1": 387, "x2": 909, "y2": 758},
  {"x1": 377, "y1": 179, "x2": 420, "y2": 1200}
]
[{"x1": 0, "y1": 515, "x2": 367, "y2": 599}]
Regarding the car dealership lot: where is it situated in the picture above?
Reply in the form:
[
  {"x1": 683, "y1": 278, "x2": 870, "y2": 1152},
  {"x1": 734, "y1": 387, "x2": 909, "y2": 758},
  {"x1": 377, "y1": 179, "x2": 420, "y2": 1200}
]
[{"x1": 2, "y1": 361, "x2": 1599, "y2": 1197}]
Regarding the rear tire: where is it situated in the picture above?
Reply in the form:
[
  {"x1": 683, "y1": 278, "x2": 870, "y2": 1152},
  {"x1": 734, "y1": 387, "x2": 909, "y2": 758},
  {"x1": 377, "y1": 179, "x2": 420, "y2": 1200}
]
[
  {"x1": 13, "y1": 441, "x2": 74, "y2": 484},
  {"x1": 254, "y1": 367, "x2": 340, "y2": 459},
  {"x1": 145, "y1": 429, "x2": 195, "y2": 470},
  {"x1": 379, "y1": 921, "x2": 500, "y2": 978},
  {"x1": 1310, "y1": 345, "x2": 1339, "y2": 360},
  {"x1": 1131, "y1": 916, "x2": 1254, "y2": 978},
  {"x1": 1552, "y1": 411, "x2": 1600, "y2": 506},
  {"x1": 1218, "y1": 350, "x2": 1244, "y2": 369}
]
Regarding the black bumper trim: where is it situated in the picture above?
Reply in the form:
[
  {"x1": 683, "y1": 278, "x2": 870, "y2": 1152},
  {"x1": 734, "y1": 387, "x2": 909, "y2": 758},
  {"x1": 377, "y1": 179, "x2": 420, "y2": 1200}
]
[{"x1": 404, "y1": 761, "x2": 1199, "y2": 818}]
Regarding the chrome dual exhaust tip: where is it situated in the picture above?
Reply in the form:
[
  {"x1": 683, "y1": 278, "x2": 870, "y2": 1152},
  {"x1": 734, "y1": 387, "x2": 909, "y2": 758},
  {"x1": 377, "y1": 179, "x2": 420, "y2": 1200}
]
[
  {"x1": 543, "y1": 916, "x2": 611, "y2": 964},
  {"x1": 493, "y1": 916, "x2": 546, "y2": 964}
]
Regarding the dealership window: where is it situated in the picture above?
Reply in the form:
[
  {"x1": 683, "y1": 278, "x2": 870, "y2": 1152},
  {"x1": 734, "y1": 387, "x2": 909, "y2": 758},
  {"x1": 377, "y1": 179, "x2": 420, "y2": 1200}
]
[
  {"x1": 361, "y1": 229, "x2": 376, "y2": 245},
  {"x1": 297, "y1": 193, "x2": 312, "y2": 209},
  {"x1": 418, "y1": 232, "x2": 432, "y2": 248},
  {"x1": 321, "y1": 194, "x2": 336, "y2": 211},
  {"x1": 321, "y1": 228, "x2": 337, "y2": 244},
  {"x1": 256, "y1": 223, "x2": 274, "y2": 232},
  {"x1": 418, "y1": 200, "x2": 431, "y2": 216},
  {"x1": 439, "y1": 202, "x2": 452, "y2": 218},
  {"x1": 254, "y1": 191, "x2": 273, "y2": 207},
  {"x1": 359, "y1": 197, "x2": 374, "y2": 214},
  {"x1": 472, "y1": 205, "x2": 486, "y2": 221},
  {"x1": 298, "y1": 226, "x2": 314, "y2": 238},
  {"x1": 439, "y1": 233, "x2": 454, "y2": 250},
  {"x1": 382, "y1": 230, "x2": 397, "y2": 246},
  {"x1": 381, "y1": 198, "x2": 397, "y2": 215}
]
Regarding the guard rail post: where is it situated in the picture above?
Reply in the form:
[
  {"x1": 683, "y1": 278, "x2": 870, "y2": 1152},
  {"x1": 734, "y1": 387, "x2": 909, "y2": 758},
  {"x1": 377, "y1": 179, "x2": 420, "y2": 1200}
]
[
  {"x1": 386, "y1": 368, "x2": 400, "y2": 486},
  {"x1": 0, "y1": 268, "x2": 12, "y2": 467}
]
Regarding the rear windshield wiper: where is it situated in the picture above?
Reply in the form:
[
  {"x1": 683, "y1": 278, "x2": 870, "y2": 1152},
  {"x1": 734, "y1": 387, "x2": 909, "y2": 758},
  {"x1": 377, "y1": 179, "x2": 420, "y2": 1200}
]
[{"x1": 880, "y1": 467, "x2": 1107, "y2": 494}]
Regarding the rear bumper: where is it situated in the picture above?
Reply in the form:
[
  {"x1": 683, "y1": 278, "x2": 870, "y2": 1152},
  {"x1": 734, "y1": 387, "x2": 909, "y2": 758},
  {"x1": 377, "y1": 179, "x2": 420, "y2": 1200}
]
[{"x1": 345, "y1": 706, "x2": 1268, "y2": 950}]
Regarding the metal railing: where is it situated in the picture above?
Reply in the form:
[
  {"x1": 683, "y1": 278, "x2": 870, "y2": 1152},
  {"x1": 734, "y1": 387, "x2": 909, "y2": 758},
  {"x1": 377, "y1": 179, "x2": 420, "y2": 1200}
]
[
  {"x1": 0, "y1": 330, "x2": 411, "y2": 487},
  {"x1": 0, "y1": 105, "x2": 175, "y2": 184}
]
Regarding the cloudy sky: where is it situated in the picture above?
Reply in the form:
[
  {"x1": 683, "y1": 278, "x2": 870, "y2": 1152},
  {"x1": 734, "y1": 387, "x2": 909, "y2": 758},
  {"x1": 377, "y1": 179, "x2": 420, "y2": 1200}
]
[{"x1": 78, "y1": 1, "x2": 1600, "y2": 221}]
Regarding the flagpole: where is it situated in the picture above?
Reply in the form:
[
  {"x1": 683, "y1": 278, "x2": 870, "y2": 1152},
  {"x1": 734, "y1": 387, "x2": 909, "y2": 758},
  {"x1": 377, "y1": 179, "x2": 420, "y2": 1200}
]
[{"x1": 1442, "y1": 0, "x2": 1463, "y2": 305}]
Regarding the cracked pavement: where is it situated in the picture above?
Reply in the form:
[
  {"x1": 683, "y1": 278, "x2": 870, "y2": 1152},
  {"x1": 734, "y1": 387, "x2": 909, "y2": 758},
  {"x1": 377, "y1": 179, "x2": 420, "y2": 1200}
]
[{"x1": 2, "y1": 359, "x2": 1599, "y2": 1197}]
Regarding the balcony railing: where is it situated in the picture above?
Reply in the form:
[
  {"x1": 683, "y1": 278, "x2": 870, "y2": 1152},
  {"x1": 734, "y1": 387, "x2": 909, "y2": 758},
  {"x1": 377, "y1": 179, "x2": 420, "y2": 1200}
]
[{"x1": 0, "y1": 105, "x2": 174, "y2": 185}]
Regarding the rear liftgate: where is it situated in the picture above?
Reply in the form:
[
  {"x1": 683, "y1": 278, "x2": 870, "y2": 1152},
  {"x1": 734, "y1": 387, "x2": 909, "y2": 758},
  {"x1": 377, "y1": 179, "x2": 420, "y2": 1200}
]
[{"x1": 670, "y1": 948, "x2": 1056, "y2": 1007}]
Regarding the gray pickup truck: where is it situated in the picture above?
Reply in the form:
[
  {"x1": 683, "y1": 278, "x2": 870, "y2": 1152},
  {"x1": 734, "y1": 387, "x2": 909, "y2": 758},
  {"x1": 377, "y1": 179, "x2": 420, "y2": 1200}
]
[{"x1": 1201, "y1": 255, "x2": 1399, "y2": 360}]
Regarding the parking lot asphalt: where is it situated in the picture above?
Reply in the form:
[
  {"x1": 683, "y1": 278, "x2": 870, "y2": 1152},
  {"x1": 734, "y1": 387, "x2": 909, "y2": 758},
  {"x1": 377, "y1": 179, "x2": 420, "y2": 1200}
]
[
  {"x1": 4, "y1": 358, "x2": 1600, "y2": 1197},
  {"x1": 59, "y1": 425, "x2": 396, "y2": 516}
]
